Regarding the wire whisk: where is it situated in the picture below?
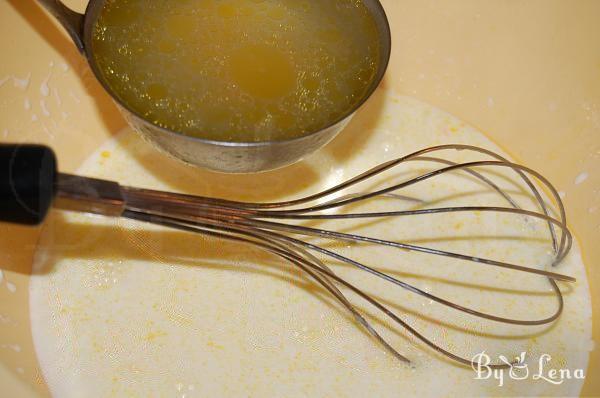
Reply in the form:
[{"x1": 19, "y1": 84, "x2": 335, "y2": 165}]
[{"x1": 0, "y1": 143, "x2": 575, "y2": 369}]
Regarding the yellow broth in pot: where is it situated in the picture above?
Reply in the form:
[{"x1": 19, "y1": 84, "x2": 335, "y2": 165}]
[{"x1": 92, "y1": 0, "x2": 381, "y2": 142}]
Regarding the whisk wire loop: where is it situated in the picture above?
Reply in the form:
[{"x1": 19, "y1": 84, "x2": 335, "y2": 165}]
[{"x1": 120, "y1": 144, "x2": 574, "y2": 368}]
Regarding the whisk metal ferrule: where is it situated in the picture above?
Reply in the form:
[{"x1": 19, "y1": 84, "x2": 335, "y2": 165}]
[{"x1": 54, "y1": 173, "x2": 125, "y2": 217}]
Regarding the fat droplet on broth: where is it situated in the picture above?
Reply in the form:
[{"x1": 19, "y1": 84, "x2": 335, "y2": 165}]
[
  {"x1": 229, "y1": 44, "x2": 296, "y2": 99},
  {"x1": 91, "y1": 0, "x2": 380, "y2": 142},
  {"x1": 166, "y1": 15, "x2": 199, "y2": 41}
]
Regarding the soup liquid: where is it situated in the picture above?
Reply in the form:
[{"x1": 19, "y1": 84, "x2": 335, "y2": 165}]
[{"x1": 92, "y1": 0, "x2": 381, "y2": 142}]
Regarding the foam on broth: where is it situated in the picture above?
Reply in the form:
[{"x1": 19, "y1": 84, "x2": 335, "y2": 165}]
[{"x1": 92, "y1": 0, "x2": 381, "y2": 142}]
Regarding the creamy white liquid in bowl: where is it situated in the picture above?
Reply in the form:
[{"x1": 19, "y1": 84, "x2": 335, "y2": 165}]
[{"x1": 30, "y1": 91, "x2": 592, "y2": 397}]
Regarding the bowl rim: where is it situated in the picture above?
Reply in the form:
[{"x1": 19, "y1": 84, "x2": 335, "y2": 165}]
[{"x1": 82, "y1": 0, "x2": 392, "y2": 148}]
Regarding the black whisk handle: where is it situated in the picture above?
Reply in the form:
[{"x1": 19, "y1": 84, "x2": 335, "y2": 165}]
[{"x1": 0, "y1": 144, "x2": 57, "y2": 225}]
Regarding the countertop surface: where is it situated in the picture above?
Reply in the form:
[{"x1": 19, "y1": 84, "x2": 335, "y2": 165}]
[{"x1": 1, "y1": 0, "x2": 599, "y2": 396}]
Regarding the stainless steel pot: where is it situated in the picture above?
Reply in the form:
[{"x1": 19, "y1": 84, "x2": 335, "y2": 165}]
[{"x1": 37, "y1": 0, "x2": 391, "y2": 173}]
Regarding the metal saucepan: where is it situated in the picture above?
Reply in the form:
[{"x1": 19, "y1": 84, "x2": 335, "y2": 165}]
[{"x1": 37, "y1": 0, "x2": 392, "y2": 173}]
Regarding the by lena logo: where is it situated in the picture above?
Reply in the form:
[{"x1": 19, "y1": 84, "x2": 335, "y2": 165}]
[{"x1": 472, "y1": 351, "x2": 585, "y2": 387}]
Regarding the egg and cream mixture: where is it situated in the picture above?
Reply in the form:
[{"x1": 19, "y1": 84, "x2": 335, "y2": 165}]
[
  {"x1": 30, "y1": 91, "x2": 592, "y2": 397},
  {"x1": 91, "y1": 0, "x2": 381, "y2": 142}
]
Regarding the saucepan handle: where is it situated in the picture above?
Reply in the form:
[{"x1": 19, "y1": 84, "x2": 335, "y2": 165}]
[
  {"x1": 0, "y1": 144, "x2": 58, "y2": 226},
  {"x1": 36, "y1": 0, "x2": 86, "y2": 54}
]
